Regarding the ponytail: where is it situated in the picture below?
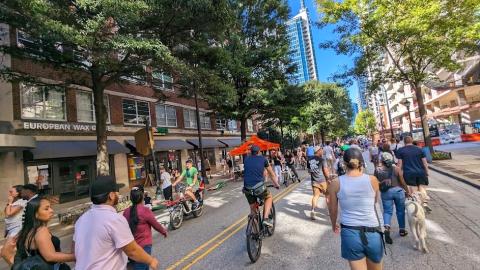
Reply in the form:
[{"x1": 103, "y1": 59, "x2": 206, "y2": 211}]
[
  {"x1": 346, "y1": 158, "x2": 362, "y2": 170},
  {"x1": 129, "y1": 186, "x2": 144, "y2": 234}
]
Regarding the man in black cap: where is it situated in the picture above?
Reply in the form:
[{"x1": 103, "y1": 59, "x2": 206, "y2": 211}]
[
  {"x1": 73, "y1": 175, "x2": 159, "y2": 270},
  {"x1": 243, "y1": 145, "x2": 280, "y2": 227}
]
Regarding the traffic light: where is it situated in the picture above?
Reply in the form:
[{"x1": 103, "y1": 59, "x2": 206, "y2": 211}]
[{"x1": 134, "y1": 128, "x2": 155, "y2": 156}]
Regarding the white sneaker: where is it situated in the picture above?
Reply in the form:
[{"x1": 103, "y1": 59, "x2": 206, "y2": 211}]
[{"x1": 310, "y1": 210, "x2": 317, "y2": 220}]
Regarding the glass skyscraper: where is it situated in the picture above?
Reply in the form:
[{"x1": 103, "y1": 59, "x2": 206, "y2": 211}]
[{"x1": 286, "y1": 0, "x2": 319, "y2": 85}]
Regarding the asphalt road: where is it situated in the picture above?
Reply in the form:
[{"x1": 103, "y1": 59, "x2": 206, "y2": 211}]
[{"x1": 3, "y1": 154, "x2": 480, "y2": 270}]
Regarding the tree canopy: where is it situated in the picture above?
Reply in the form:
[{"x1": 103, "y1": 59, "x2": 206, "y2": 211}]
[
  {"x1": 301, "y1": 81, "x2": 353, "y2": 142},
  {"x1": 317, "y1": 0, "x2": 480, "y2": 151},
  {"x1": 354, "y1": 110, "x2": 376, "y2": 137},
  {"x1": 205, "y1": 0, "x2": 295, "y2": 141},
  {"x1": 0, "y1": 0, "x2": 232, "y2": 174}
]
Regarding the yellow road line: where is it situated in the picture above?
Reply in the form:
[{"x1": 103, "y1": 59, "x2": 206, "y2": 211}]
[
  {"x1": 179, "y1": 182, "x2": 300, "y2": 270},
  {"x1": 166, "y1": 184, "x2": 296, "y2": 270}
]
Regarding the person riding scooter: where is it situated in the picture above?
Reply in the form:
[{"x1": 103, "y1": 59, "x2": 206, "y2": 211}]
[{"x1": 173, "y1": 160, "x2": 201, "y2": 209}]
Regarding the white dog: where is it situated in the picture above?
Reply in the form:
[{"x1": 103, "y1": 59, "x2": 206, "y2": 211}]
[{"x1": 405, "y1": 192, "x2": 429, "y2": 253}]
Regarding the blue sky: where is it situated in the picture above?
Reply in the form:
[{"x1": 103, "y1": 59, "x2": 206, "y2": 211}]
[{"x1": 287, "y1": 0, "x2": 358, "y2": 101}]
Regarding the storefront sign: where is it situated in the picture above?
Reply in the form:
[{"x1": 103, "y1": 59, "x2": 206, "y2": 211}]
[
  {"x1": 156, "y1": 127, "x2": 169, "y2": 135},
  {"x1": 23, "y1": 121, "x2": 112, "y2": 132}
]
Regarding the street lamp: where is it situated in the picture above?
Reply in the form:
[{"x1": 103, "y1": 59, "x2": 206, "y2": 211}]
[{"x1": 402, "y1": 99, "x2": 413, "y2": 135}]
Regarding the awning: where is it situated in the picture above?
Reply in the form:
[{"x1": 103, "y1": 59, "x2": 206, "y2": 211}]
[
  {"x1": 126, "y1": 139, "x2": 193, "y2": 151},
  {"x1": 0, "y1": 134, "x2": 36, "y2": 152},
  {"x1": 218, "y1": 137, "x2": 242, "y2": 148},
  {"x1": 186, "y1": 138, "x2": 226, "y2": 148},
  {"x1": 31, "y1": 140, "x2": 129, "y2": 160}
]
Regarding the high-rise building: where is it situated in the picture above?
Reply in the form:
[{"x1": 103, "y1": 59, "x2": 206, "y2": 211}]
[
  {"x1": 286, "y1": 0, "x2": 318, "y2": 85},
  {"x1": 357, "y1": 77, "x2": 369, "y2": 110},
  {"x1": 352, "y1": 102, "x2": 359, "y2": 124}
]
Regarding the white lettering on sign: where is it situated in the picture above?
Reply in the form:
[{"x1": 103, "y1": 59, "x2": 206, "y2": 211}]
[{"x1": 23, "y1": 122, "x2": 111, "y2": 132}]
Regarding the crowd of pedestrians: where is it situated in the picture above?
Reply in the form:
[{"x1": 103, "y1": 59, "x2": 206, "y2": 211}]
[{"x1": 304, "y1": 135, "x2": 432, "y2": 270}]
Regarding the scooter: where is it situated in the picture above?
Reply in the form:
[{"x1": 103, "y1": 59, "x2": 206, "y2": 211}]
[{"x1": 166, "y1": 180, "x2": 205, "y2": 230}]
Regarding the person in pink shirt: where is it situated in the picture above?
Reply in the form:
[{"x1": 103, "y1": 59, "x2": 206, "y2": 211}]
[
  {"x1": 73, "y1": 176, "x2": 158, "y2": 270},
  {"x1": 124, "y1": 186, "x2": 167, "y2": 270}
]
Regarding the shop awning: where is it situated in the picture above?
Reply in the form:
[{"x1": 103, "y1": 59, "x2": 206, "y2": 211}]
[
  {"x1": 0, "y1": 134, "x2": 36, "y2": 152},
  {"x1": 126, "y1": 139, "x2": 193, "y2": 151},
  {"x1": 218, "y1": 137, "x2": 242, "y2": 148},
  {"x1": 186, "y1": 138, "x2": 226, "y2": 148},
  {"x1": 31, "y1": 140, "x2": 129, "y2": 159}
]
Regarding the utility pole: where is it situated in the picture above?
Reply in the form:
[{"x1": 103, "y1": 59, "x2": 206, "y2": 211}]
[
  {"x1": 382, "y1": 86, "x2": 395, "y2": 139},
  {"x1": 193, "y1": 80, "x2": 209, "y2": 185}
]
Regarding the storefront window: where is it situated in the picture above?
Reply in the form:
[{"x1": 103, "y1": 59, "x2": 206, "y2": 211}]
[
  {"x1": 123, "y1": 99, "x2": 150, "y2": 125},
  {"x1": 26, "y1": 164, "x2": 51, "y2": 194},
  {"x1": 76, "y1": 91, "x2": 111, "y2": 123},
  {"x1": 21, "y1": 83, "x2": 66, "y2": 120},
  {"x1": 156, "y1": 150, "x2": 181, "y2": 171}
]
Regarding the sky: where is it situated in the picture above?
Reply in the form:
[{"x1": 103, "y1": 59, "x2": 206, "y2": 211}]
[{"x1": 287, "y1": 0, "x2": 359, "y2": 101}]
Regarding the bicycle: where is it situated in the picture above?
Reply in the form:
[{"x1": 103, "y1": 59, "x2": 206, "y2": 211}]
[{"x1": 244, "y1": 184, "x2": 276, "y2": 263}]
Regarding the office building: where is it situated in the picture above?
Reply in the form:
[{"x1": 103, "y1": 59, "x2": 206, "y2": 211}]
[{"x1": 286, "y1": 0, "x2": 318, "y2": 84}]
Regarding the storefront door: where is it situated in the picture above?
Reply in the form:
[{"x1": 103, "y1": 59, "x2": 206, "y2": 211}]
[
  {"x1": 53, "y1": 159, "x2": 94, "y2": 203},
  {"x1": 74, "y1": 159, "x2": 93, "y2": 200},
  {"x1": 54, "y1": 161, "x2": 75, "y2": 203}
]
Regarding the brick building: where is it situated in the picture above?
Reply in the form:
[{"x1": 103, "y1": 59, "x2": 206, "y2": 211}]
[{"x1": 0, "y1": 24, "x2": 257, "y2": 205}]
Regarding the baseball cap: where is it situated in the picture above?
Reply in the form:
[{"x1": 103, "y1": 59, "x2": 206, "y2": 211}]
[
  {"x1": 381, "y1": 152, "x2": 394, "y2": 166},
  {"x1": 314, "y1": 146, "x2": 322, "y2": 153},
  {"x1": 91, "y1": 175, "x2": 123, "y2": 196},
  {"x1": 250, "y1": 144, "x2": 260, "y2": 154},
  {"x1": 340, "y1": 145, "x2": 350, "y2": 151}
]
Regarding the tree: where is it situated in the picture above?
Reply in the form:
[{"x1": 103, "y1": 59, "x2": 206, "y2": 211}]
[
  {"x1": 317, "y1": 0, "x2": 480, "y2": 152},
  {"x1": 257, "y1": 82, "x2": 309, "y2": 148},
  {"x1": 354, "y1": 110, "x2": 376, "y2": 137},
  {"x1": 0, "y1": 0, "x2": 180, "y2": 175},
  {"x1": 206, "y1": 0, "x2": 294, "y2": 142},
  {"x1": 0, "y1": 1, "x2": 232, "y2": 175},
  {"x1": 302, "y1": 81, "x2": 353, "y2": 143}
]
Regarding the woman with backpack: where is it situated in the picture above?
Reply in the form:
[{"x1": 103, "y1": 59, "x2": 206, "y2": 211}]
[
  {"x1": 13, "y1": 197, "x2": 74, "y2": 269},
  {"x1": 123, "y1": 186, "x2": 167, "y2": 270},
  {"x1": 374, "y1": 152, "x2": 410, "y2": 244}
]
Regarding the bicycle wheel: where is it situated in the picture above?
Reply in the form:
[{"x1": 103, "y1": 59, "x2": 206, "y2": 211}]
[
  {"x1": 246, "y1": 216, "x2": 262, "y2": 263},
  {"x1": 266, "y1": 204, "x2": 276, "y2": 236}
]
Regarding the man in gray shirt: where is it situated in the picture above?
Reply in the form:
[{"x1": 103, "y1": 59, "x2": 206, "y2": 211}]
[{"x1": 307, "y1": 146, "x2": 330, "y2": 220}]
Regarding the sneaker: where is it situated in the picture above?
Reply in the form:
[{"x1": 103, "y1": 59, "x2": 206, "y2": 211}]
[
  {"x1": 192, "y1": 201, "x2": 200, "y2": 210},
  {"x1": 310, "y1": 210, "x2": 316, "y2": 220},
  {"x1": 263, "y1": 218, "x2": 274, "y2": 228},
  {"x1": 384, "y1": 230, "x2": 393, "y2": 244},
  {"x1": 399, "y1": 229, "x2": 408, "y2": 237}
]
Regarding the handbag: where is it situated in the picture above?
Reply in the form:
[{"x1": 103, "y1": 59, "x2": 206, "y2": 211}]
[{"x1": 12, "y1": 248, "x2": 51, "y2": 270}]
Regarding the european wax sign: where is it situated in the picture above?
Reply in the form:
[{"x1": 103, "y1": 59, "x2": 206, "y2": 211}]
[{"x1": 23, "y1": 121, "x2": 112, "y2": 131}]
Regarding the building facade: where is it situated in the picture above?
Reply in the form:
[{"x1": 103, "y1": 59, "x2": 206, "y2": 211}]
[
  {"x1": 368, "y1": 51, "x2": 480, "y2": 142},
  {"x1": 286, "y1": 0, "x2": 319, "y2": 85},
  {"x1": 0, "y1": 24, "x2": 257, "y2": 206}
]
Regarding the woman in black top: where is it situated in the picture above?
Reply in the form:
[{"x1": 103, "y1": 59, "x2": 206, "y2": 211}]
[{"x1": 14, "y1": 197, "x2": 75, "y2": 269}]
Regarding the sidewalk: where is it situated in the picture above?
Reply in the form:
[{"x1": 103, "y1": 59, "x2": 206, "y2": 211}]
[
  {"x1": 431, "y1": 142, "x2": 480, "y2": 189},
  {"x1": 0, "y1": 172, "x2": 237, "y2": 244}
]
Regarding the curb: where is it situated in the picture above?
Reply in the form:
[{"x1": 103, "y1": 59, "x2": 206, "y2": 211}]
[{"x1": 430, "y1": 165, "x2": 480, "y2": 190}]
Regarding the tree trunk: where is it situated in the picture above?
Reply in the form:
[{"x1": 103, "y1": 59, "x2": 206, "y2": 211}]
[
  {"x1": 320, "y1": 129, "x2": 326, "y2": 145},
  {"x1": 279, "y1": 120, "x2": 284, "y2": 151},
  {"x1": 240, "y1": 117, "x2": 247, "y2": 142},
  {"x1": 93, "y1": 81, "x2": 109, "y2": 176},
  {"x1": 413, "y1": 83, "x2": 433, "y2": 153}
]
